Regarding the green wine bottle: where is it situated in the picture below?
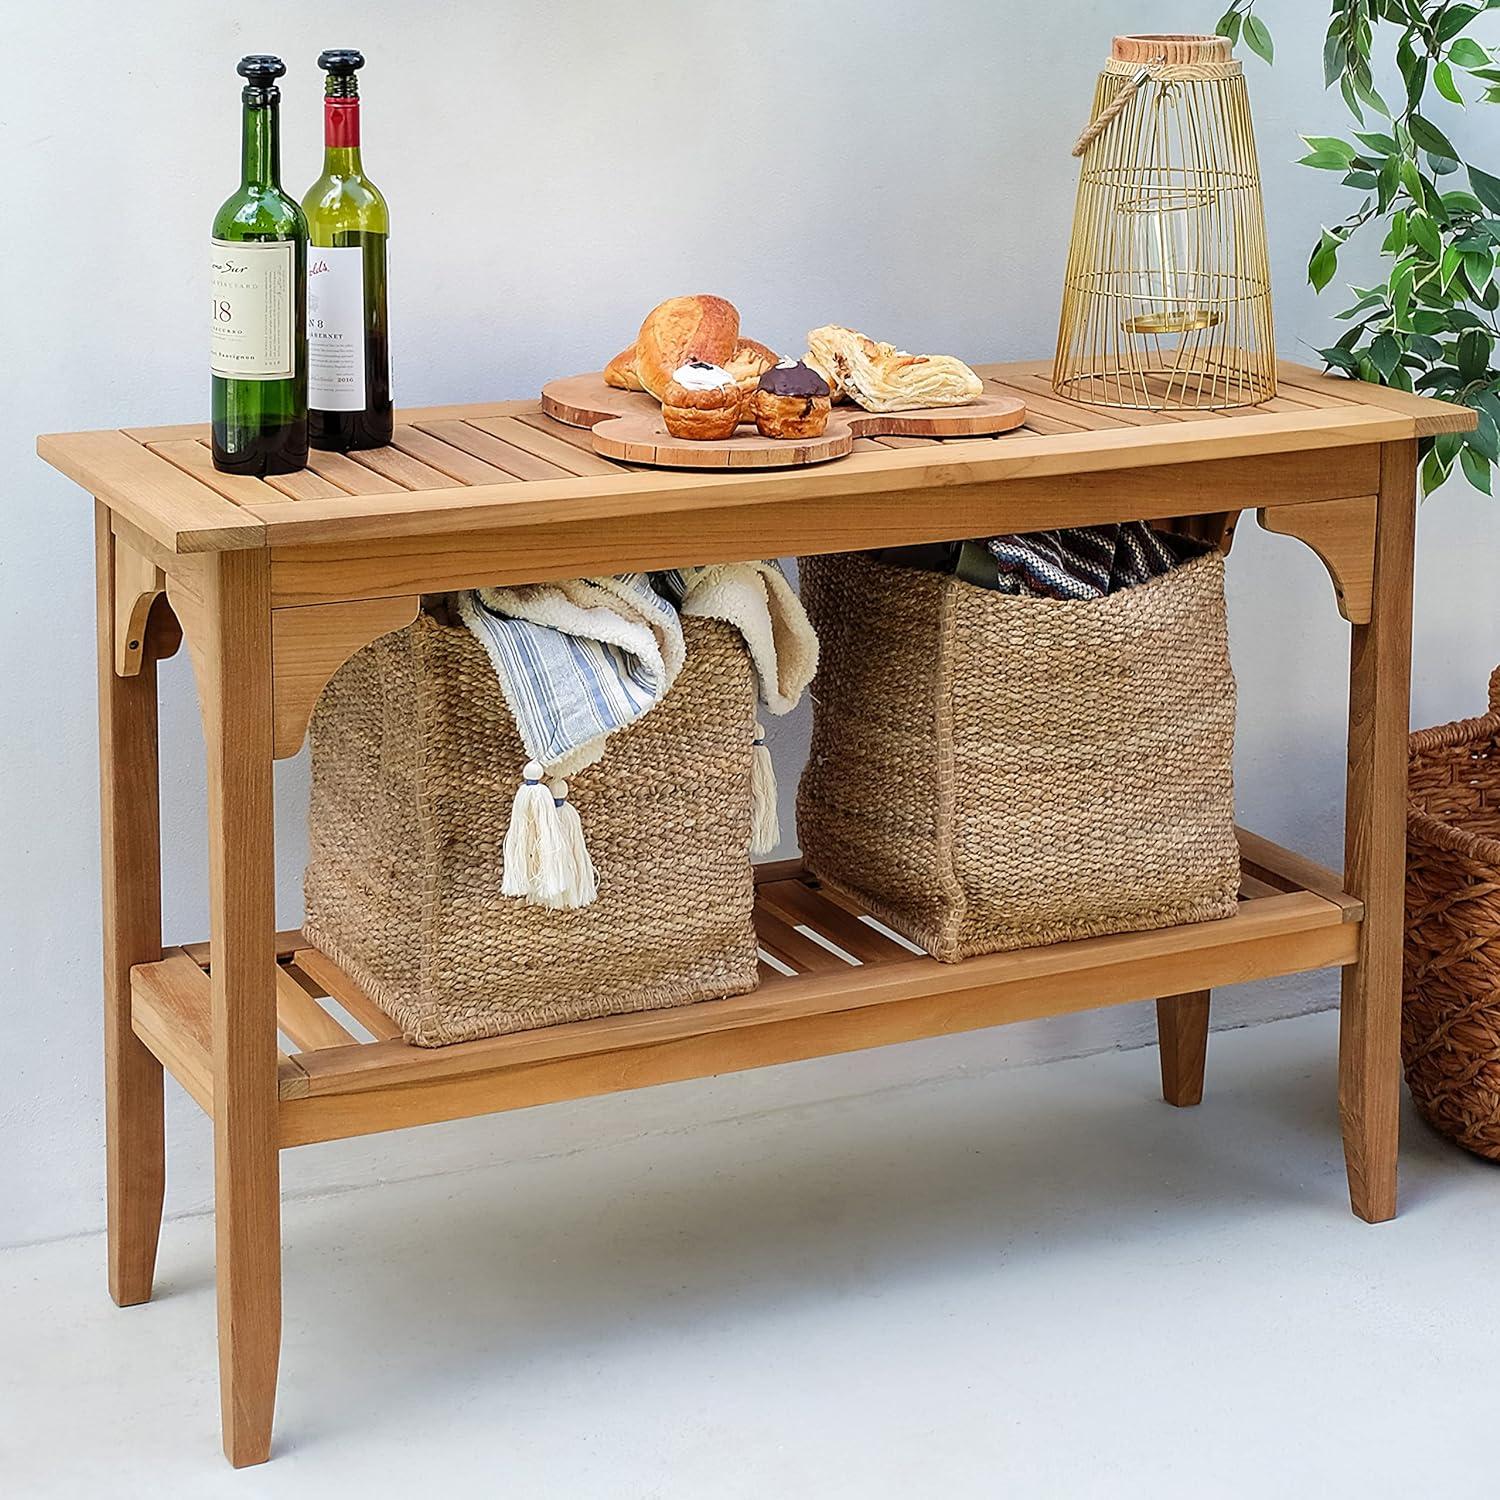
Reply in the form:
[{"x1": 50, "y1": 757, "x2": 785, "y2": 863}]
[
  {"x1": 211, "y1": 56, "x2": 308, "y2": 476},
  {"x1": 303, "y1": 49, "x2": 392, "y2": 451}
]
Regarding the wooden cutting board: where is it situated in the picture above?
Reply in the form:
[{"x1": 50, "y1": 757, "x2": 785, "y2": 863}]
[{"x1": 540, "y1": 373, "x2": 1027, "y2": 470}]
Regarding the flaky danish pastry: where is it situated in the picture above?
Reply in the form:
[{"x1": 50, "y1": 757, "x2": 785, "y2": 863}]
[{"x1": 804, "y1": 325, "x2": 983, "y2": 412}]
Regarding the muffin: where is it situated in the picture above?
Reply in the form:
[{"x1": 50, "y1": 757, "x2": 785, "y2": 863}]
[
  {"x1": 662, "y1": 361, "x2": 742, "y2": 440},
  {"x1": 752, "y1": 359, "x2": 832, "y2": 439}
]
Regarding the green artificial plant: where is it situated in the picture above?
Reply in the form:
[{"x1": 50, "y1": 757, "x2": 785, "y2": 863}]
[{"x1": 1217, "y1": 0, "x2": 1500, "y2": 494}]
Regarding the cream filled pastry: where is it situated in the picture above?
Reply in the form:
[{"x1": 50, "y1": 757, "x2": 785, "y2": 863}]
[
  {"x1": 752, "y1": 359, "x2": 832, "y2": 439},
  {"x1": 661, "y1": 360, "x2": 743, "y2": 440}
]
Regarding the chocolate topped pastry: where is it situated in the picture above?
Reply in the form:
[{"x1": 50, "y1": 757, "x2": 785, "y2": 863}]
[
  {"x1": 757, "y1": 358, "x2": 831, "y2": 400},
  {"x1": 661, "y1": 360, "x2": 742, "y2": 440},
  {"x1": 752, "y1": 359, "x2": 833, "y2": 440}
]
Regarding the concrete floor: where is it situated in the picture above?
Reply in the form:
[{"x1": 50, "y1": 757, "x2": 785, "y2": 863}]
[{"x1": 4, "y1": 1009, "x2": 1497, "y2": 1498}]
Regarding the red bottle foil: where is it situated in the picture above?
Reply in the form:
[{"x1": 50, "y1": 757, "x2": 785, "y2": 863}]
[{"x1": 325, "y1": 97, "x2": 360, "y2": 148}]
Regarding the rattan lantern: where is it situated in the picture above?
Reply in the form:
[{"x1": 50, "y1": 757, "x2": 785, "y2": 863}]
[{"x1": 1054, "y1": 33, "x2": 1275, "y2": 410}]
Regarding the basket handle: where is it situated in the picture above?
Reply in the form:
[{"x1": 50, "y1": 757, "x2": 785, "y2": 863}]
[
  {"x1": 1071, "y1": 59, "x2": 1163, "y2": 158},
  {"x1": 1490, "y1": 664, "x2": 1500, "y2": 714}
]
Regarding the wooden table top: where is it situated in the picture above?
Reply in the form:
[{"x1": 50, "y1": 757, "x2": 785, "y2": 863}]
[{"x1": 39, "y1": 360, "x2": 1475, "y2": 557}]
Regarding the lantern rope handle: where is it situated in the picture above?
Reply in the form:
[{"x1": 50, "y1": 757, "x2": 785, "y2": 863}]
[{"x1": 1071, "y1": 58, "x2": 1164, "y2": 157}]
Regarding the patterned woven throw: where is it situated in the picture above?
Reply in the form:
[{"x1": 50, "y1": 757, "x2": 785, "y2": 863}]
[
  {"x1": 874, "y1": 523, "x2": 1208, "y2": 601},
  {"x1": 456, "y1": 562, "x2": 818, "y2": 906}
]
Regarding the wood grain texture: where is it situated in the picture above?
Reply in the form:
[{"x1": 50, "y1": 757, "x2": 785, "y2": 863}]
[
  {"x1": 269, "y1": 595, "x2": 419, "y2": 759},
  {"x1": 132, "y1": 949, "x2": 215, "y2": 1116},
  {"x1": 1338, "y1": 440, "x2": 1417, "y2": 1224},
  {"x1": 1259, "y1": 494, "x2": 1378, "y2": 624},
  {"x1": 261, "y1": 865, "x2": 1359, "y2": 1136},
  {"x1": 95, "y1": 506, "x2": 167, "y2": 1306},
  {"x1": 263, "y1": 445, "x2": 1387, "y2": 605},
  {"x1": 42, "y1": 431, "x2": 263, "y2": 552},
  {"x1": 41, "y1": 362, "x2": 1461, "y2": 555},
  {"x1": 1157, "y1": 991, "x2": 1211, "y2": 1107},
  {"x1": 191, "y1": 548, "x2": 282, "y2": 1466},
  {"x1": 279, "y1": 902, "x2": 1358, "y2": 1147}
]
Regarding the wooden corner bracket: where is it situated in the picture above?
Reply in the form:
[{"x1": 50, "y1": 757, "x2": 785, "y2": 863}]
[
  {"x1": 1258, "y1": 495, "x2": 1377, "y2": 625},
  {"x1": 113, "y1": 536, "x2": 181, "y2": 675}
]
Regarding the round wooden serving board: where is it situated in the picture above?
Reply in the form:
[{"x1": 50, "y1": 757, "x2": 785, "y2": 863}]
[{"x1": 540, "y1": 373, "x2": 1027, "y2": 470}]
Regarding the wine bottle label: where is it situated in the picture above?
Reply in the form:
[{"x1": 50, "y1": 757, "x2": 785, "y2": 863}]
[
  {"x1": 307, "y1": 246, "x2": 367, "y2": 411},
  {"x1": 210, "y1": 239, "x2": 296, "y2": 380}
]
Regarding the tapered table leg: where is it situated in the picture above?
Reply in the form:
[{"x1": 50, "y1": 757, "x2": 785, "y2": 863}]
[
  {"x1": 1156, "y1": 991, "x2": 1210, "y2": 1107},
  {"x1": 1339, "y1": 440, "x2": 1417, "y2": 1223},
  {"x1": 190, "y1": 548, "x2": 282, "y2": 1466},
  {"x1": 95, "y1": 505, "x2": 166, "y2": 1307}
]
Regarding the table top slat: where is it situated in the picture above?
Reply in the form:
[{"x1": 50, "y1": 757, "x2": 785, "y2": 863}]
[
  {"x1": 302, "y1": 449, "x2": 406, "y2": 495},
  {"x1": 338, "y1": 443, "x2": 457, "y2": 492},
  {"x1": 385, "y1": 425, "x2": 519, "y2": 485},
  {"x1": 416, "y1": 419, "x2": 577, "y2": 481},
  {"x1": 473, "y1": 414, "x2": 628, "y2": 477}
]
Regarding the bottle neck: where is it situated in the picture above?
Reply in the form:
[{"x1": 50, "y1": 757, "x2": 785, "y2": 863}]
[
  {"x1": 240, "y1": 94, "x2": 281, "y2": 189},
  {"x1": 322, "y1": 85, "x2": 364, "y2": 175}
]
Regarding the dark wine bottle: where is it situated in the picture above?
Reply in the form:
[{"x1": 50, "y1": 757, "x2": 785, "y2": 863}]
[
  {"x1": 211, "y1": 56, "x2": 308, "y2": 476},
  {"x1": 303, "y1": 49, "x2": 392, "y2": 451}
]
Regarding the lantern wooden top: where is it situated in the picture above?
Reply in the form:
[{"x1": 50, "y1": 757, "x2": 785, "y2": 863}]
[{"x1": 1112, "y1": 34, "x2": 1233, "y2": 66}]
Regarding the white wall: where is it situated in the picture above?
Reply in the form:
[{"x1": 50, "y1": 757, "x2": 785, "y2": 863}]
[{"x1": 4, "y1": 0, "x2": 1497, "y2": 1249}]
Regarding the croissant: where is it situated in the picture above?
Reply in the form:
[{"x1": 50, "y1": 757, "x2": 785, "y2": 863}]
[
  {"x1": 804, "y1": 325, "x2": 983, "y2": 412},
  {"x1": 604, "y1": 345, "x2": 643, "y2": 391}
]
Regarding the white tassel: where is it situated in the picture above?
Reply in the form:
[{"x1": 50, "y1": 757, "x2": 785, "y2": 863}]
[
  {"x1": 750, "y1": 723, "x2": 780, "y2": 854},
  {"x1": 501, "y1": 760, "x2": 569, "y2": 902},
  {"x1": 544, "y1": 780, "x2": 598, "y2": 909}
]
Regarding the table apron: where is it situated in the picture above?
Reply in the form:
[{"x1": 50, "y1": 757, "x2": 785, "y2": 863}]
[{"x1": 266, "y1": 443, "x2": 1384, "y2": 605}]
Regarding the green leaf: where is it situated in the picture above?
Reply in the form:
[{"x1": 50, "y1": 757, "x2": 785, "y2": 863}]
[
  {"x1": 1409, "y1": 114, "x2": 1459, "y2": 159},
  {"x1": 1401, "y1": 51, "x2": 1428, "y2": 109},
  {"x1": 1459, "y1": 443, "x2": 1493, "y2": 494},
  {"x1": 1309, "y1": 230, "x2": 1341, "y2": 292},
  {"x1": 1376, "y1": 154, "x2": 1399, "y2": 212},
  {"x1": 1216, "y1": 7, "x2": 1242, "y2": 45},
  {"x1": 1320, "y1": 344, "x2": 1361, "y2": 375},
  {"x1": 1409, "y1": 213, "x2": 1443, "y2": 259},
  {"x1": 1353, "y1": 72, "x2": 1392, "y2": 117},
  {"x1": 1437, "y1": 5, "x2": 1482, "y2": 44},
  {"x1": 1470, "y1": 405, "x2": 1500, "y2": 463},
  {"x1": 1434, "y1": 60, "x2": 1464, "y2": 104},
  {"x1": 1301, "y1": 150, "x2": 1358, "y2": 170},
  {"x1": 1441, "y1": 243, "x2": 1466, "y2": 291},
  {"x1": 1370, "y1": 331, "x2": 1403, "y2": 379},
  {"x1": 1457, "y1": 328, "x2": 1494, "y2": 381},
  {"x1": 1400, "y1": 155, "x2": 1426, "y2": 206},
  {"x1": 1243, "y1": 12, "x2": 1274, "y2": 64},
  {"x1": 1448, "y1": 38, "x2": 1490, "y2": 69},
  {"x1": 1382, "y1": 210, "x2": 1410, "y2": 254},
  {"x1": 1470, "y1": 164, "x2": 1500, "y2": 214},
  {"x1": 1356, "y1": 131, "x2": 1400, "y2": 155},
  {"x1": 1428, "y1": 153, "x2": 1461, "y2": 178},
  {"x1": 1325, "y1": 26, "x2": 1350, "y2": 87},
  {"x1": 1420, "y1": 446, "x2": 1451, "y2": 496},
  {"x1": 1302, "y1": 135, "x2": 1357, "y2": 162}
]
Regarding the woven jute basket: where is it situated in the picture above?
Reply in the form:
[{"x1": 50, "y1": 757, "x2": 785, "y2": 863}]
[
  {"x1": 796, "y1": 550, "x2": 1240, "y2": 962},
  {"x1": 304, "y1": 613, "x2": 760, "y2": 1046},
  {"x1": 1403, "y1": 665, "x2": 1500, "y2": 1159}
]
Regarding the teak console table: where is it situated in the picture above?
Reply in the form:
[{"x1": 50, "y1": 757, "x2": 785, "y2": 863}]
[{"x1": 39, "y1": 360, "x2": 1473, "y2": 1466}]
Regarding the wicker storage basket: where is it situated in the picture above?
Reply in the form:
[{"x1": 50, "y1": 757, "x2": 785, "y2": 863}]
[
  {"x1": 304, "y1": 613, "x2": 760, "y2": 1046},
  {"x1": 796, "y1": 550, "x2": 1240, "y2": 962},
  {"x1": 1403, "y1": 665, "x2": 1500, "y2": 1159}
]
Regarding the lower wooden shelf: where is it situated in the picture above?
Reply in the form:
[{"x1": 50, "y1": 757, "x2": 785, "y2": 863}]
[{"x1": 131, "y1": 829, "x2": 1361, "y2": 1149}]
